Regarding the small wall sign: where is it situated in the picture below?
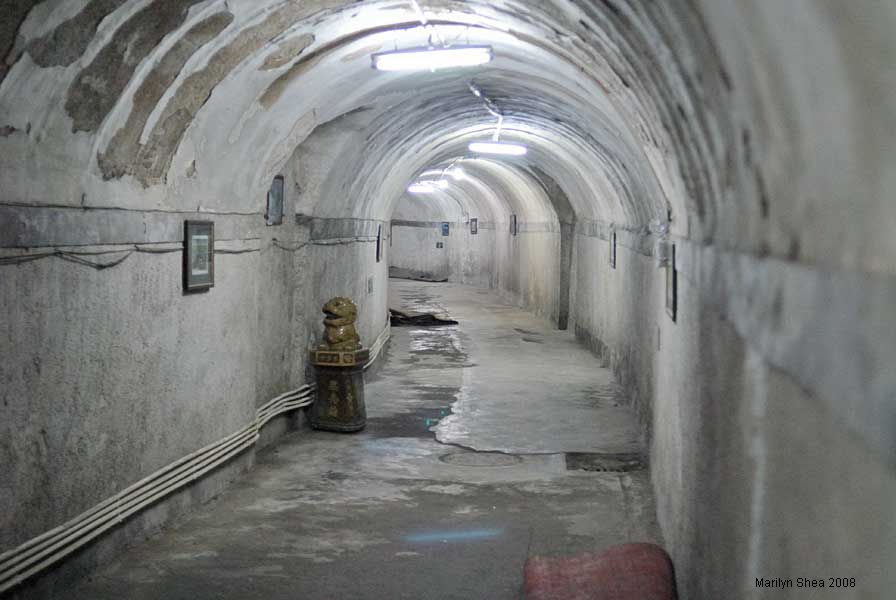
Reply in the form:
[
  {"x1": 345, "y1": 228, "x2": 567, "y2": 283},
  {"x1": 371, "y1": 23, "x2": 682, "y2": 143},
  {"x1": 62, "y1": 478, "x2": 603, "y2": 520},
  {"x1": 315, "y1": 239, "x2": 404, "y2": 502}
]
[
  {"x1": 470, "y1": 218, "x2": 478, "y2": 235},
  {"x1": 184, "y1": 220, "x2": 214, "y2": 293},
  {"x1": 609, "y1": 230, "x2": 617, "y2": 269},
  {"x1": 266, "y1": 175, "x2": 284, "y2": 226},
  {"x1": 441, "y1": 222, "x2": 450, "y2": 236},
  {"x1": 665, "y1": 244, "x2": 677, "y2": 322},
  {"x1": 376, "y1": 224, "x2": 383, "y2": 263}
]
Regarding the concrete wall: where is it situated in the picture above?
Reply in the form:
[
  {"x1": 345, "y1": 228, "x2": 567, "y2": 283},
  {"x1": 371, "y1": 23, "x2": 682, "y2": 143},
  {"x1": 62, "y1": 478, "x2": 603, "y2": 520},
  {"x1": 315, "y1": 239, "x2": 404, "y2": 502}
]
[
  {"x1": 390, "y1": 188, "x2": 562, "y2": 322},
  {"x1": 1, "y1": 1, "x2": 894, "y2": 598},
  {"x1": 390, "y1": 218, "x2": 561, "y2": 322},
  {"x1": 0, "y1": 206, "x2": 315, "y2": 592},
  {"x1": 567, "y1": 225, "x2": 896, "y2": 598},
  {"x1": 391, "y1": 222, "x2": 451, "y2": 281}
]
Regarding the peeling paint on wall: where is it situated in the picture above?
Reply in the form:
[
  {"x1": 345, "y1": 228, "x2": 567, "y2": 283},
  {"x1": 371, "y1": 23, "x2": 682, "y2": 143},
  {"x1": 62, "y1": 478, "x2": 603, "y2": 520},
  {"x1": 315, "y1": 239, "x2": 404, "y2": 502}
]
[
  {"x1": 65, "y1": 0, "x2": 205, "y2": 133},
  {"x1": 97, "y1": 12, "x2": 234, "y2": 182}
]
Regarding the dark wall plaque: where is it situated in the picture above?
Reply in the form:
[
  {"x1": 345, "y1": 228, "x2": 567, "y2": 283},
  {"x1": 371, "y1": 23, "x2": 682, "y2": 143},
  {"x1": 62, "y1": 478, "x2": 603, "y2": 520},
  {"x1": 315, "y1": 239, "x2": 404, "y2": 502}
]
[
  {"x1": 609, "y1": 230, "x2": 617, "y2": 269},
  {"x1": 665, "y1": 244, "x2": 677, "y2": 322},
  {"x1": 266, "y1": 175, "x2": 284, "y2": 226},
  {"x1": 184, "y1": 220, "x2": 214, "y2": 293},
  {"x1": 376, "y1": 224, "x2": 383, "y2": 262}
]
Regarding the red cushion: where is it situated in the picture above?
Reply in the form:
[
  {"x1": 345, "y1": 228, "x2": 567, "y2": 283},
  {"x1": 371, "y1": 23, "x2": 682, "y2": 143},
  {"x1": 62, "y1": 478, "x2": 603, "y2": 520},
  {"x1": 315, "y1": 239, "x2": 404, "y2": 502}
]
[{"x1": 523, "y1": 543, "x2": 677, "y2": 600}]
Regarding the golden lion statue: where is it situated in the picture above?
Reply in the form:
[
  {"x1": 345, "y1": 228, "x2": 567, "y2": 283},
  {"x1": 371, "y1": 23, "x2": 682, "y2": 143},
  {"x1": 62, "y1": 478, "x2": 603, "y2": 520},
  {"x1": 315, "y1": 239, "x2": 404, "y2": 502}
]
[{"x1": 321, "y1": 297, "x2": 361, "y2": 351}]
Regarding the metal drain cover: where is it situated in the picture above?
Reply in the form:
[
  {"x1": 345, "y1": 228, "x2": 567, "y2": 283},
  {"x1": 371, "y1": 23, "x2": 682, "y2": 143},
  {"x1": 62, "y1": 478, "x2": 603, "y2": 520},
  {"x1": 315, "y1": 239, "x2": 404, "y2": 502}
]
[
  {"x1": 565, "y1": 452, "x2": 645, "y2": 472},
  {"x1": 439, "y1": 452, "x2": 522, "y2": 467}
]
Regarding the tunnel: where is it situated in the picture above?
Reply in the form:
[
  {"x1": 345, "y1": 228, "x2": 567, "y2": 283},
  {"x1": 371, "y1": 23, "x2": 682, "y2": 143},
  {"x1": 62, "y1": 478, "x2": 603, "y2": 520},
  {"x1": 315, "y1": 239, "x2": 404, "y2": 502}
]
[{"x1": 0, "y1": 1, "x2": 894, "y2": 598}]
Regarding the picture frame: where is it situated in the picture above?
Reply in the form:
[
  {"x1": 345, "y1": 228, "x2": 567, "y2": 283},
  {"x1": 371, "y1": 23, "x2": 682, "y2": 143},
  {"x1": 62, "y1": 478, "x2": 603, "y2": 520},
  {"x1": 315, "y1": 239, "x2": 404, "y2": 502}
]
[
  {"x1": 265, "y1": 175, "x2": 284, "y2": 226},
  {"x1": 609, "y1": 230, "x2": 617, "y2": 269},
  {"x1": 184, "y1": 220, "x2": 214, "y2": 293},
  {"x1": 665, "y1": 244, "x2": 677, "y2": 322},
  {"x1": 470, "y1": 218, "x2": 478, "y2": 235},
  {"x1": 376, "y1": 224, "x2": 382, "y2": 263}
]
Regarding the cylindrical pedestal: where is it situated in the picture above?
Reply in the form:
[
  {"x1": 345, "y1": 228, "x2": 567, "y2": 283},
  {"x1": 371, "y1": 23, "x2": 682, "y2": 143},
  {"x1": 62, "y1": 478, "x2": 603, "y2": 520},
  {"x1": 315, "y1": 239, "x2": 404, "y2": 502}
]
[{"x1": 309, "y1": 349, "x2": 369, "y2": 432}]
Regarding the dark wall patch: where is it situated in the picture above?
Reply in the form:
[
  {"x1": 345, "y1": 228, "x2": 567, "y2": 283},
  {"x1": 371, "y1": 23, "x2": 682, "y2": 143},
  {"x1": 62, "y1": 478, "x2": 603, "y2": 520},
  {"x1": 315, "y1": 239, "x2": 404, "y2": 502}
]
[
  {"x1": 26, "y1": 0, "x2": 126, "y2": 68},
  {"x1": 0, "y1": 0, "x2": 39, "y2": 84},
  {"x1": 97, "y1": 12, "x2": 234, "y2": 182},
  {"x1": 102, "y1": 0, "x2": 346, "y2": 186},
  {"x1": 65, "y1": 0, "x2": 204, "y2": 133}
]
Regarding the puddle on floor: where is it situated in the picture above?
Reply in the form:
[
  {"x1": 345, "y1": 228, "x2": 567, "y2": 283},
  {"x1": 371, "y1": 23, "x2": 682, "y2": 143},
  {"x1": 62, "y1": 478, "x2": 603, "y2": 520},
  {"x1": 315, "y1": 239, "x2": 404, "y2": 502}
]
[{"x1": 365, "y1": 406, "x2": 453, "y2": 439}]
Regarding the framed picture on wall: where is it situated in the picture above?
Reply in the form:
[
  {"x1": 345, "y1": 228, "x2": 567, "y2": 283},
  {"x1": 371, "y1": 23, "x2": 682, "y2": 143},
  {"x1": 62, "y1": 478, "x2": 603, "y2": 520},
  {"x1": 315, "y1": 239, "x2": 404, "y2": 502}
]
[
  {"x1": 266, "y1": 175, "x2": 284, "y2": 226},
  {"x1": 376, "y1": 224, "x2": 383, "y2": 262},
  {"x1": 184, "y1": 220, "x2": 214, "y2": 293},
  {"x1": 609, "y1": 230, "x2": 617, "y2": 269},
  {"x1": 470, "y1": 218, "x2": 478, "y2": 235},
  {"x1": 665, "y1": 244, "x2": 677, "y2": 322}
]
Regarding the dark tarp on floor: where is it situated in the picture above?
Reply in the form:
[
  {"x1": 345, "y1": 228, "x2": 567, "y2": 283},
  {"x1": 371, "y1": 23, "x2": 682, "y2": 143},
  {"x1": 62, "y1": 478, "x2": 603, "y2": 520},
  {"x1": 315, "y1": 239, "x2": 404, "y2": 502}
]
[{"x1": 389, "y1": 308, "x2": 458, "y2": 327}]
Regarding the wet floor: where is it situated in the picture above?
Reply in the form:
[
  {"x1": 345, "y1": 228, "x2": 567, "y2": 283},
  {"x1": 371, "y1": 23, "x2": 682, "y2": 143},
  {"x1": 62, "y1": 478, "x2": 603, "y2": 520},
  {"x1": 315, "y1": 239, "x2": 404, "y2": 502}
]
[{"x1": 72, "y1": 280, "x2": 661, "y2": 600}]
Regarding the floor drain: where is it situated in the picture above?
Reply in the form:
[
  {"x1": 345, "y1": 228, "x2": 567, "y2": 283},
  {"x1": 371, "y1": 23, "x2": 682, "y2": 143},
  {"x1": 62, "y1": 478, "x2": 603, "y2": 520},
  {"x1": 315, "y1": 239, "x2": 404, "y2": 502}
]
[
  {"x1": 440, "y1": 452, "x2": 522, "y2": 467},
  {"x1": 565, "y1": 452, "x2": 645, "y2": 473}
]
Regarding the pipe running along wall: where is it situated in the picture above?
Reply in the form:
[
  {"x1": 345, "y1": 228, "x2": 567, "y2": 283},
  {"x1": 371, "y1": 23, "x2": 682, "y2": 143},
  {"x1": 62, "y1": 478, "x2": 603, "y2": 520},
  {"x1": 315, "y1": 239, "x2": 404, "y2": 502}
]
[{"x1": 1, "y1": 1, "x2": 894, "y2": 598}]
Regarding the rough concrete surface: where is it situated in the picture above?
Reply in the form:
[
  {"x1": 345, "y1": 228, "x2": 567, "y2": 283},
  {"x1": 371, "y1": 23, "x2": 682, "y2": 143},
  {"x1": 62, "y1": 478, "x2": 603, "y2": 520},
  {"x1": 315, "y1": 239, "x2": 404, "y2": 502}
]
[
  {"x1": 68, "y1": 280, "x2": 660, "y2": 599},
  {"x1": 2, "y1": 1, "x2": 895, "y2": 598}
]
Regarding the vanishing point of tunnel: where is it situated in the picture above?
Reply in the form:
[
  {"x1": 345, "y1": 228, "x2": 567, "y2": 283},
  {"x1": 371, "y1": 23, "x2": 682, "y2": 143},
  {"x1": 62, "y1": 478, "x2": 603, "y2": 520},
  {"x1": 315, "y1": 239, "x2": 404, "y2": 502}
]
[{"x1": 0, "y1": 1, "x2": 894, "y2": 599}]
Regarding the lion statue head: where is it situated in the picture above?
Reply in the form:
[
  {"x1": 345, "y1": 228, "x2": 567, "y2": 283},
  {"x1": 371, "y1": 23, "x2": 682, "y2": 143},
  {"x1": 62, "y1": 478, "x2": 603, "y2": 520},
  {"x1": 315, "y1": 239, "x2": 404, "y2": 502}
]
[{"x1": 321, "y1": 297, "x2": 361, "y2": 350}]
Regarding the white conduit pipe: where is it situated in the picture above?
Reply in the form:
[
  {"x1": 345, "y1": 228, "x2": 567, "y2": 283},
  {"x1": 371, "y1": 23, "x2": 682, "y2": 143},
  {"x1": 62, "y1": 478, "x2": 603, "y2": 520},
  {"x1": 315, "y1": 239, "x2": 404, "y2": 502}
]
[
  {"x1": 366, "y1": 322, "x2": 391, "y2": 370},
  {"x1": 0, "y1": 387, "x2": 314, "y2": 593},
  {"x1": 0, "y1": 323, "x2": 391, "y2": 593}
]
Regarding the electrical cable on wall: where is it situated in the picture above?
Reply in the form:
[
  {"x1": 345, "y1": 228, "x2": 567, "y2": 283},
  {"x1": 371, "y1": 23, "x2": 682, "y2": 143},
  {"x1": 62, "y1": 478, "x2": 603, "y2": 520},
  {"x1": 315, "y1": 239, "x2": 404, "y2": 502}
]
[
  {"x1": 0, "y1": 319, "x2": 392, "y2": 594},
  {"x1": 0, "y1": 244, "x2": 266, "y2": 269}
]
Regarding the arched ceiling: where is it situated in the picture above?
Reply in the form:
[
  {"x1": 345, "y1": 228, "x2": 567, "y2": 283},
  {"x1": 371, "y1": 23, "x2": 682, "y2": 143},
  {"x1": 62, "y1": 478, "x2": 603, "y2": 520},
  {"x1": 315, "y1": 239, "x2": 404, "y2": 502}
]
[
  {"x1": 0, "y1": 0, "x2": 733, "y2": 242},
  {"x1": 392, "y1": 158, "x2": 558, "y2": 230}
]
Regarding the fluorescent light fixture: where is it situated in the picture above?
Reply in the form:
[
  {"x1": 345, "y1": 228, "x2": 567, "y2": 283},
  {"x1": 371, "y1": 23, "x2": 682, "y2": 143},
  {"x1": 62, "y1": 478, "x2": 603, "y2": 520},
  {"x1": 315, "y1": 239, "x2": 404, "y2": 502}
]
[
  {"x1": 417, "y1": 178, "x2": 449, "y2": 189},
  {"x1": 408, "y1": 183, "x2": 437, "y2": 194},
  {"x1": 372, "y1": 45, "x2": 493, "y2": 71},
  {"x1": 468, "y1": 141, "x2": 528, "y2": 156}
]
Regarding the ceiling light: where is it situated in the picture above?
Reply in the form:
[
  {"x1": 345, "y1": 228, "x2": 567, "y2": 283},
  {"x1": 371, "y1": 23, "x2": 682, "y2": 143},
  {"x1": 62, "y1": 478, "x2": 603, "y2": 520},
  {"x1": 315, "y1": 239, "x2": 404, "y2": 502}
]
[
  {"x1": 468, "y1": 141, "x2": 528, "y2": 156},
  {"x1": 408, "y1": 183, "x2": 437, "y2": 194},
  {"x1": 448, "y1": 168, "x2": 466, "y2": 180},
  {"x1": 372, "y1": 46, "x2": 493, "y2": 71}
]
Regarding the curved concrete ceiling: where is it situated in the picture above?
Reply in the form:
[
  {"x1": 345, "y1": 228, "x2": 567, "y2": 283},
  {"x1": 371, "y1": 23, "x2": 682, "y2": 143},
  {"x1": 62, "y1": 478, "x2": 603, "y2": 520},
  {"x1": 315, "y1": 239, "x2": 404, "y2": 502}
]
[
  {"x1": 394, "y1": 158, "x2": 558, "y2": 229},
  {"x1": 1, "y1": 1, "x2": 709, "y2": 229},
  {"x1": 3, "y1": 1, "x2": 891, "y2": 270}
]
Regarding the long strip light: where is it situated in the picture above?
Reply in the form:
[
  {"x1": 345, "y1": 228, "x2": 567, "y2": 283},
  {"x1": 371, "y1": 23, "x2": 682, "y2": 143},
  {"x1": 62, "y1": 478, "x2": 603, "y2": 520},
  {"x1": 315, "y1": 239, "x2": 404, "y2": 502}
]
[
  {"x1": 466, "y1": 82, "x2": 527, "y2": 157},
  {"x1": 372, "y1": 45, "x2": 492, "y2": 72},
  {"x1": 373, "y1": 0, "x2": 492, "y2": 72},
  {"x1": 408, "y1": 183, "x2": 438, "y2": 194},
  {"x1": 469, "y1": 141, "x2": 528, "y2": 156}
]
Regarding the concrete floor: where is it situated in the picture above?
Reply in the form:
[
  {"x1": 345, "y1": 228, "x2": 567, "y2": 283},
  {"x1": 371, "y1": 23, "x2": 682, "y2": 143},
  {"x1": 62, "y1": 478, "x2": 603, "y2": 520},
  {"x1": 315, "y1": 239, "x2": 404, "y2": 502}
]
[{"x1": 71, "y1": 280, "x2": 660, "y2": 600}]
